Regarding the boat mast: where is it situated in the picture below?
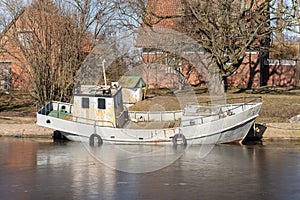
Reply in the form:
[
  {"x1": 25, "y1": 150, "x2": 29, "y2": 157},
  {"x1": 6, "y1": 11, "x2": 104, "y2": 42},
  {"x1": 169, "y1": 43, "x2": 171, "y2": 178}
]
[{"x1": 102, "y1": 59, "x2": 107, "y2": 88}]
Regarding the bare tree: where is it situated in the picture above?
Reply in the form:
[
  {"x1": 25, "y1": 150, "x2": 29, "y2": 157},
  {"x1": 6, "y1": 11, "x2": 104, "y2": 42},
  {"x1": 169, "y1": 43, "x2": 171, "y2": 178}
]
[
  {"x1": 0, "y1": 0, "x2": 23, "y2": 31},
  {"x1": 177, "y1": 1, "x2": 272, "y2": 78},
  {"x1": 0, "y1": 0, "x2": 122, "y2": 106},
  {"x1": 4, "y1": 0, "x2": 92, "y2": 106},
  {"x1": 136, "y1": 0, "x2": 300, "y2": 88}
]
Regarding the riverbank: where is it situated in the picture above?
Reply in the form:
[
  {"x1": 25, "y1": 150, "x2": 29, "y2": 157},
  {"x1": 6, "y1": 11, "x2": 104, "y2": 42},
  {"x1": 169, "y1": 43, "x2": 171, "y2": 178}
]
[
  {"x1": 0, "y1": 88, "x2": 299, "y2": 140},
  {"x1": 0, "y1": 117, "x2": 53, "y2": 138},
  {"x1": 261, "y1": 123, "x2": 300, "y2": 141},
  {"x1": 0, "y1": 124, "x2": 52, "y2": 138}
]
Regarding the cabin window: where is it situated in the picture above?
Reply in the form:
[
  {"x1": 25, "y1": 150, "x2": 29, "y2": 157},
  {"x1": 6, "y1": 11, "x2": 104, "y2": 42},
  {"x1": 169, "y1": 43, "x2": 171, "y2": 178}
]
[
  {"x1": 82, "y1": 98, "x2": 89, "y2": 108},
  {"x1": 98, "y1": 98, "x2": 106, "y2": 109}
]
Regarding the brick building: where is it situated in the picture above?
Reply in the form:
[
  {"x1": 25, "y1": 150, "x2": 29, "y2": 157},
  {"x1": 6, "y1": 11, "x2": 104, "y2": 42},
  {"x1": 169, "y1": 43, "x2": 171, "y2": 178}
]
[
  {"x1": 0, "y1": 3, "x2": 91, "y2": 91},
  {"x1": 0, "y1": 9, "x2": 29, "y2": 90},
  {"x1": 136, "y1": 0, "x2": 300, "y2": 89}
]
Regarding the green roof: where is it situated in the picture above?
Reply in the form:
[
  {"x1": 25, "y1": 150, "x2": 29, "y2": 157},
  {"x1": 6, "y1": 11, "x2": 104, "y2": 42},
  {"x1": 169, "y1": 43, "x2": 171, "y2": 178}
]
[{"x1": 118, "y1": 76, "x2": 146, "y2": 88}]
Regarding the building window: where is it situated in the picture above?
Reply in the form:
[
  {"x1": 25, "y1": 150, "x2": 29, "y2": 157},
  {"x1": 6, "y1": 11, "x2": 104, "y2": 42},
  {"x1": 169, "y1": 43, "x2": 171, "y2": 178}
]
[
  {"x1": 165, "y1": 56, "x2": 182, "y2": 74},
  {"x1": 18, "y1": 31, "x2": 33, "y2": 49},
  {"x1": 82, "y1": 98, "x2": 89, "y2": 108},
  {"x1": 166, "y1": 66, "x2": 175, "y2": 74},
  {"x1": 98, "y1": 98, "x2": 106, "y2": 109}
]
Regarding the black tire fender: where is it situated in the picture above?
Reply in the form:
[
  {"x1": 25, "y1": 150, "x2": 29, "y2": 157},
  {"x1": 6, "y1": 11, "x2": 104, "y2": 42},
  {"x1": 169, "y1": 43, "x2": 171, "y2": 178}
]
[
  {"x1": 172, "y1": 133, "x2": 187, "y2": 146},
  {"x1": 89, "y1": 133, "x2": 103, "y2": 146}
]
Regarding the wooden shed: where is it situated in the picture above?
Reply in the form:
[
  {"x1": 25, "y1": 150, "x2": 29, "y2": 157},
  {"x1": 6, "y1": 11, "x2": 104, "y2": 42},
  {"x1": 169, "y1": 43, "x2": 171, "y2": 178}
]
[{"x1": 118, "y1": 76, "x2": 146, "y2": 106}]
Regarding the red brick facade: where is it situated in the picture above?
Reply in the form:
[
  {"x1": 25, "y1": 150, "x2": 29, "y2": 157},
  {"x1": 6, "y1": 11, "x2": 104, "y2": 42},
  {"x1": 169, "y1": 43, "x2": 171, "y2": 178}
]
[
  {"x1": 0, "y1": 7, "x2": 92, "y2": 90},
  {"x1": 137, "y1": 0, "x2": 299, "y2": 88},
  {"x1": 0, "y1": 8, "x2": 48, "y2": 90},
  {"x1": 227, "y1": 52, "x2": 261, "y2": 88},
  {"x1": 0, "y1": 9, "x2": 30, "y2": 89}
]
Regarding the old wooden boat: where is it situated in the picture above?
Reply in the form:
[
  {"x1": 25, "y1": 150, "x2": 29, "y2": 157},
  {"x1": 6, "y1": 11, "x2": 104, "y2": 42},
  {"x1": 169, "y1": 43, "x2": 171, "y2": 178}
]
[{"x1": 36, "y1": 83, "x2": 262, "y2": 146}]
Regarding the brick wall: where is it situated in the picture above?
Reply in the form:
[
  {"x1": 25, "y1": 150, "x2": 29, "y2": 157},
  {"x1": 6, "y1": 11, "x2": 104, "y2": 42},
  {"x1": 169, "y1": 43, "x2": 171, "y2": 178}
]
[
  {"x1": 139, "y1": 0, "x2": 299, "y2": 89},
  {"x1": 264, "y1": 63, "x2": 298, "y2": 87},
  {"x1": 227, "y1": 53, "x2": 261, "y2": 88}
]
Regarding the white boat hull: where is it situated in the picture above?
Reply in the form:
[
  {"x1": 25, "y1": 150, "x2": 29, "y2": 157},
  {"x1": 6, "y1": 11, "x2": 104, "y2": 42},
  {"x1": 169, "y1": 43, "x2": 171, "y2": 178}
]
[
  {"x1": 63, "y1": 118, "x2": 255, "y2": 145},
  {"x1": 37, "y1": 101, "x2": 262, "y2": 145}
]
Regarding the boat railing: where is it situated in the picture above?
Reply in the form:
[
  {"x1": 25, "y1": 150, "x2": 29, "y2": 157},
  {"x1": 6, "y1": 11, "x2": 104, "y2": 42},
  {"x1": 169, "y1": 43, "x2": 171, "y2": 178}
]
[
  {"x1": 182, "y1": 96, "x2": 262, "y2": 127},
  {"x1": 128, "y1": 110, "x2": 183, "y2": 122},
  {"x1": 38, "y1": 101, "x2": 115, "y2": 128},
  {"x1": 38, "y1": 101, "x2": 73, "y2": 116},
  {"x1": 181, "y1": 107, "x2": 234, "y2": 127},
  {"x1": 185, "y1": 96, "x2": 262, "y2": 115},
  {"x1": 187, "y1": 96, "x2": 262, "y2": 106},
  {"x1": 72, "y1": 116, "x2": 115, "y2": 128}
]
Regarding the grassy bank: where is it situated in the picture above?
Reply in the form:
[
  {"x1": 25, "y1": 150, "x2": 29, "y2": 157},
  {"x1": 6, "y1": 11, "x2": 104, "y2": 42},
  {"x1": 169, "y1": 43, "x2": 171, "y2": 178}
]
[
  {"x1": 1, "y1": 87, "x2": 300, "y2": 124},
  {"x1": 0, "y1": 91, "x2": 36, "y2": 123},
  {"x1": 227, "y1": 87, "x2": 300, "y2": 123}
]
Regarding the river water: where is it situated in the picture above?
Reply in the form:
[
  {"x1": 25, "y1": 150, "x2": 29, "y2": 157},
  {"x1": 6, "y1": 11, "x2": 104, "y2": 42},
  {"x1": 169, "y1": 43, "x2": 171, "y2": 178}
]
[{"x1": 1, "y1": 137, "x2": 300, "y2": 200}]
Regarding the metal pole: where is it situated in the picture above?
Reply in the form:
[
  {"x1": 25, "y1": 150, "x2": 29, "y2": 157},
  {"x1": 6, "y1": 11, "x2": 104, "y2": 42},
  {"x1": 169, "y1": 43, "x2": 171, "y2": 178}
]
[{"x1": 102, "y1": 60, "x2": 107, "y2": 88}]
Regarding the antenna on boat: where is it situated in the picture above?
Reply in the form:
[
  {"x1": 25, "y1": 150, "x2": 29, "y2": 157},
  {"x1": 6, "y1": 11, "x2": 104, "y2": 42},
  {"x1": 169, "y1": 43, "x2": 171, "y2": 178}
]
[{"x1": 102, "y1": 59, "x2": 107, "y2": 88}]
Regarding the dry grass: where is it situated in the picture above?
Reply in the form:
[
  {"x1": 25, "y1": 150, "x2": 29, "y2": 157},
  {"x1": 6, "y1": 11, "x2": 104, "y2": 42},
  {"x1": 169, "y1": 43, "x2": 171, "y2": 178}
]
[
  {"x1": 131, "y1": 87, "x2": 300, "y2": 123},
  {"x1": 227, "y1": 87, "x2": 300, "y2": 123},
  {"x1": 256, "y1": 94, "x2": 300, "y2": 123},
  {"x1": 0, "y1": 91, "x2": 36, "y2": 118},
  {"x1": 1, "y1": 87, "x2": 299, "y2": 123}
]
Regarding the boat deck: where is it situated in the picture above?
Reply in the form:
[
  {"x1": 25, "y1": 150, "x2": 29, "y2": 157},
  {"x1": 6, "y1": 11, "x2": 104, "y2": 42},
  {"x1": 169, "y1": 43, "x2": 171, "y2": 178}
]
[{"x1": 124, "y1": 120, "x2": 181, "y2": 129}]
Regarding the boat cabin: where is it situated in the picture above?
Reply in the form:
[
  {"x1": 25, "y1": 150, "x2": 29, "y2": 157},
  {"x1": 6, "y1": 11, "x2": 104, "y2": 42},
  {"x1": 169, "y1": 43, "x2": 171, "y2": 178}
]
[{"x1": 73, "y1": 82, "x2": 127, "y2": 128}]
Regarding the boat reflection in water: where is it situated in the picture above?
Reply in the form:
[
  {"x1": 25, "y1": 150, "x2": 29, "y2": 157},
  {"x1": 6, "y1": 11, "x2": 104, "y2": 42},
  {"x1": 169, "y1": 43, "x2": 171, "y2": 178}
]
[{"x1": 82, "y1": 143, "x2": 192, "y2": 173}]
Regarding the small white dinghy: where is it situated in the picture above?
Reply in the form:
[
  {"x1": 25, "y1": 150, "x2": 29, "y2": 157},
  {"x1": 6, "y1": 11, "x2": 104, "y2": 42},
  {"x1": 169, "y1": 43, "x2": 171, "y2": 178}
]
[{"x1": 36, "y1": 83, "x2": 262, "y2": 146}]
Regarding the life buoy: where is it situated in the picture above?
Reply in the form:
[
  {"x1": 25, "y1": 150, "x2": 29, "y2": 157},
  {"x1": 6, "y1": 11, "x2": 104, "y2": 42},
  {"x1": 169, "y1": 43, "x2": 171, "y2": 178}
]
[
  {"x1": 89, "y1": 133, "x2": 103, "y2": 146},
  {"x1": 172, "y1": 134, "x2": 187, "y2": 146}
]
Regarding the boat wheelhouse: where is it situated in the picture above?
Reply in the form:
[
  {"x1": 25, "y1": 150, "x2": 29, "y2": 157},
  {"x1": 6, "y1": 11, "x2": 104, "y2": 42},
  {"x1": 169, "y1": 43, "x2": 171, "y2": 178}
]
[{"x1": 72, "y1": 83, "x2": 127, "y2": 128}]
